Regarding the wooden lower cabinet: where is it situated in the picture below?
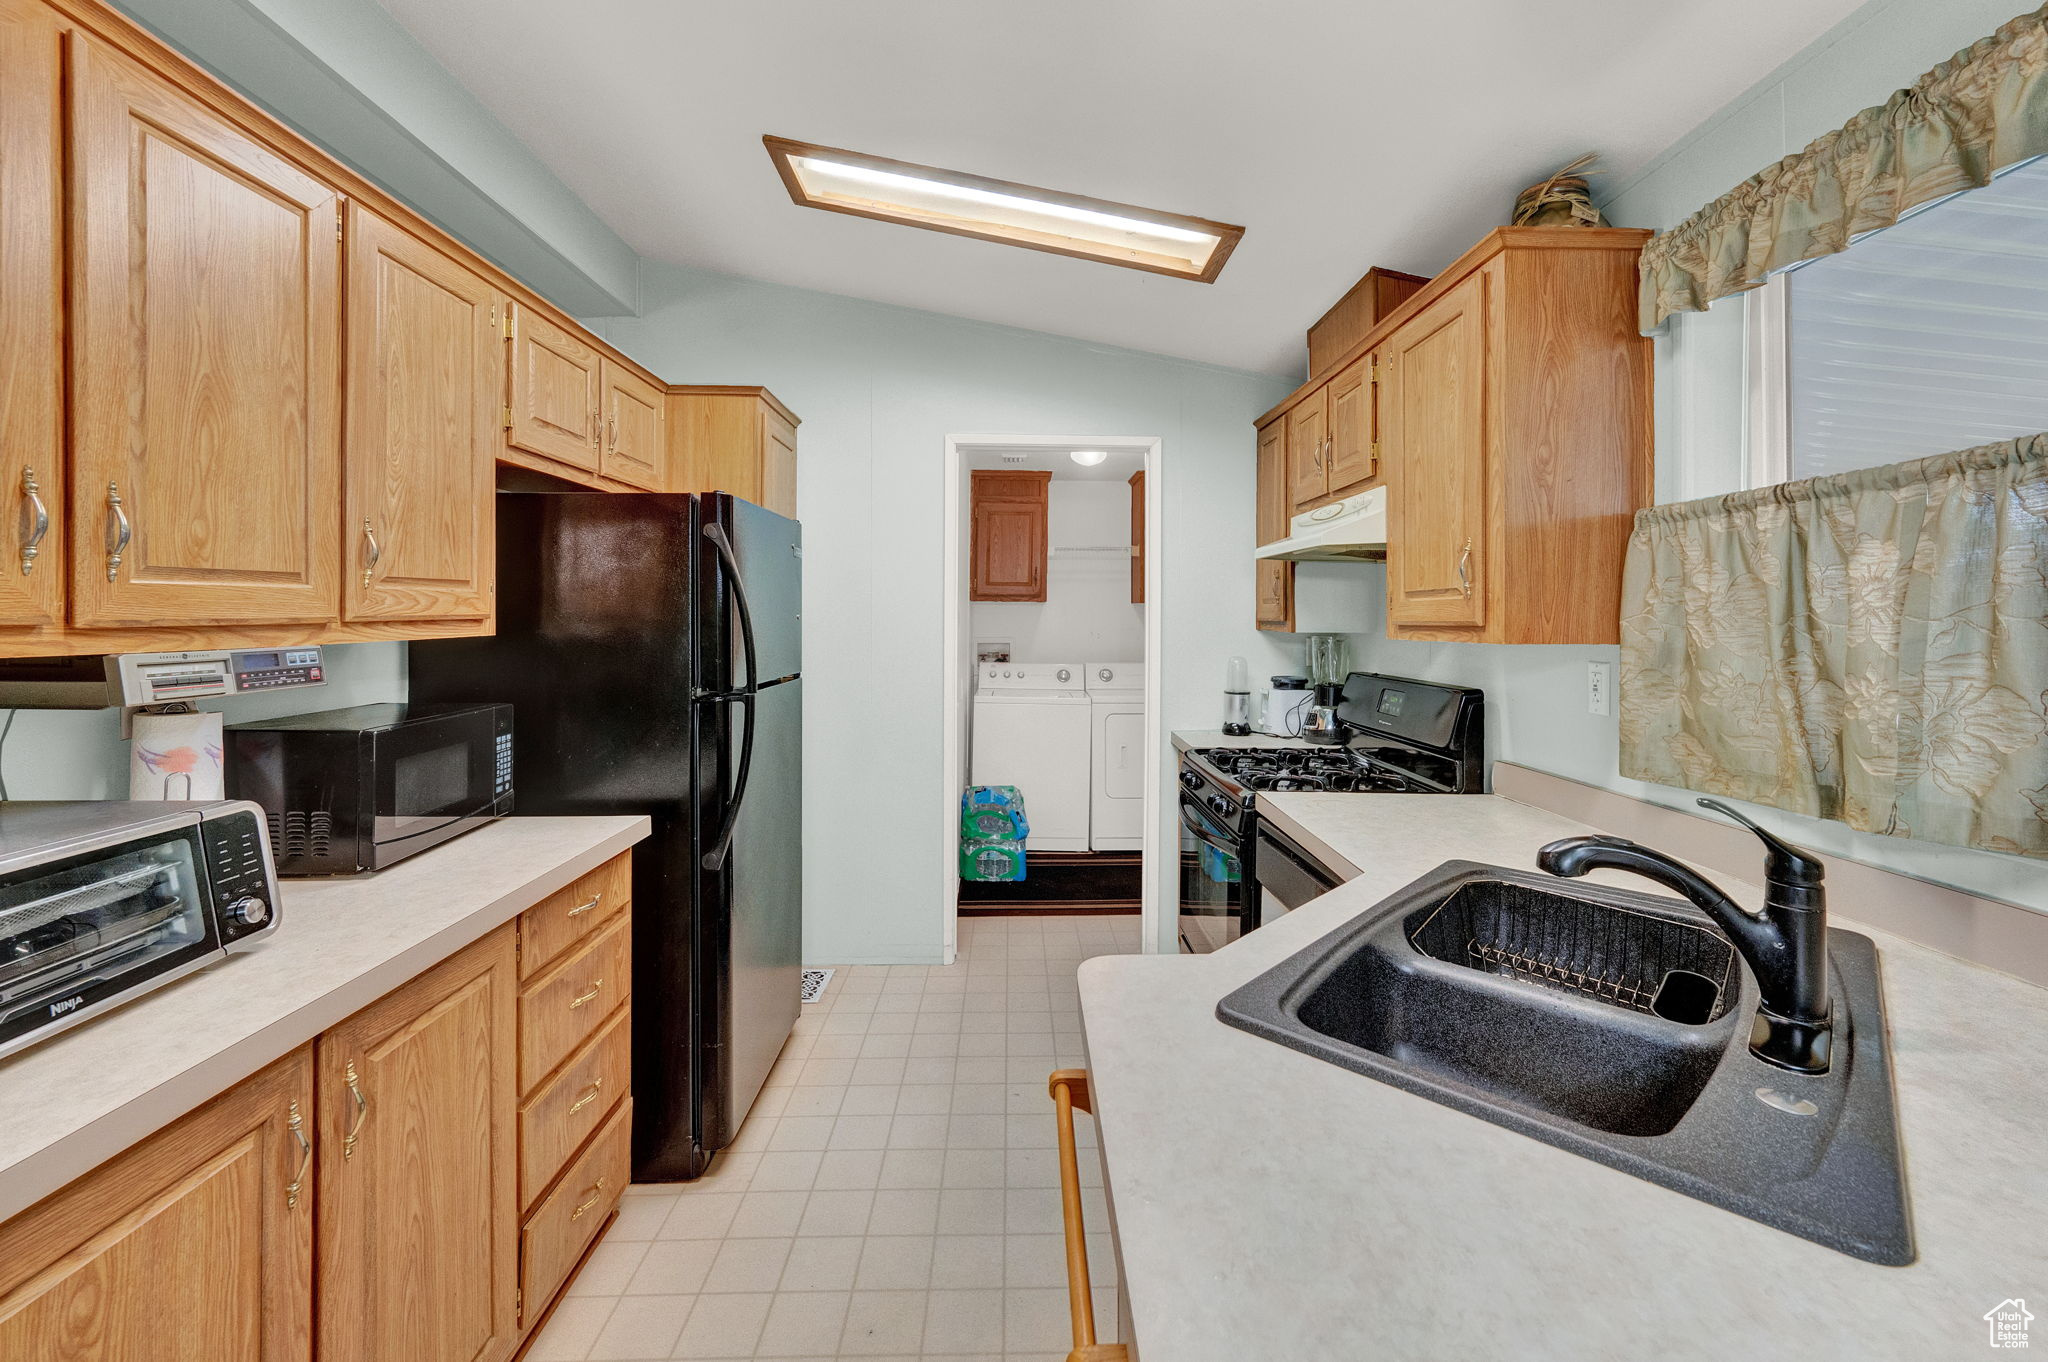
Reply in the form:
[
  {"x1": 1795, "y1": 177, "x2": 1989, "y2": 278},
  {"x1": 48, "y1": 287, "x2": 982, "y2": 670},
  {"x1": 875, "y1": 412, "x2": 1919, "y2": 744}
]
[
  {"x1": 317, "y1": 926, "x2": 519, "y2": 1362},
  {"x1": 0, "y1": 1048, "x2": 315, "y2": 1362}
]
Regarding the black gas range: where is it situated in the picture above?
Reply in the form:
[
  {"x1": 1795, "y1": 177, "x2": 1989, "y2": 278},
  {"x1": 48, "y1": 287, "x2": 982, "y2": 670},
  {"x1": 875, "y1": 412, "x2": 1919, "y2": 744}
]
[{"x1": 1177, "y1": 672, "x2": 1483, "y2": 953}]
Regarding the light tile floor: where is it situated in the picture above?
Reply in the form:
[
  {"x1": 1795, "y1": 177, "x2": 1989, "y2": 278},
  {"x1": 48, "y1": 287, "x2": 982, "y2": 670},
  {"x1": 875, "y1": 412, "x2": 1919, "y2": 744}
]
[{"x1": 528, "y1": 912, "x2": 1138, "y2": 1361}]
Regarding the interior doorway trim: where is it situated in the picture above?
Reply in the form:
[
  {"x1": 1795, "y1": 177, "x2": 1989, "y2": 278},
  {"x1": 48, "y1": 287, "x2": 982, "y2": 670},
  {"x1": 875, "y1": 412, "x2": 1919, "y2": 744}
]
[{"x1": 941, "y1": 434, "x2": 1164, "y2": 964}]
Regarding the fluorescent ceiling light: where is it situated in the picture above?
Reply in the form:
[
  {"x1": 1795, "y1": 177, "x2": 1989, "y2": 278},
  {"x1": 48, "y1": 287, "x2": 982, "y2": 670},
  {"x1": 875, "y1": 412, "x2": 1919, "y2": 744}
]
[
  {"x1": 764, "y1": 135, "x2": 1243, "y2": 283},
  {"x1": 1069, "y1": 450, "x2": 1109, "y2": 467}
]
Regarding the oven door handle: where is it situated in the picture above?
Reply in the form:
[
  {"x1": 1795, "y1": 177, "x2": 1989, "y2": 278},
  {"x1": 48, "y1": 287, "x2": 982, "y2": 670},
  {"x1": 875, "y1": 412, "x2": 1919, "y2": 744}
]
[{"x1": 1177, "y1": 800, "x2": 1241, "y2": 859}]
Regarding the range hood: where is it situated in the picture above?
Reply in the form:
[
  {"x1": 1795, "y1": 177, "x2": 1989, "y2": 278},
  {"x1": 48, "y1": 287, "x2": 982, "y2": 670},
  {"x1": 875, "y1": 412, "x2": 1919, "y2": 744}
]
[{"x1": 1255, "y1": 488, "x2": 1387, "y2": 562}]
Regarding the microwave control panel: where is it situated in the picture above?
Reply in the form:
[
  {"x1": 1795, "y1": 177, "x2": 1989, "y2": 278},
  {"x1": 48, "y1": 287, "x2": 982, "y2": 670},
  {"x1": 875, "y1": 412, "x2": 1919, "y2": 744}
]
[{"x1": 113, "y1": 648, "x2": 326, "y2": 706}]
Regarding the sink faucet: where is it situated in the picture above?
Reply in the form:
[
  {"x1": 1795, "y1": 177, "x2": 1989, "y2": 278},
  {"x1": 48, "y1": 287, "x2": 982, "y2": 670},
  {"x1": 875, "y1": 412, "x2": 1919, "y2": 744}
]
[{"x1": 1536, "y1": 799, "x2": 1832, "y2": 1073}]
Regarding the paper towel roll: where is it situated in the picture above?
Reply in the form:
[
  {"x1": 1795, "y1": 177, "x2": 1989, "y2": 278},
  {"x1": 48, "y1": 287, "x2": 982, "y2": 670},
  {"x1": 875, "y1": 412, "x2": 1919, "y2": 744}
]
[{"x1": 130, "y1": 710, "x2": 225, "y2": 801}]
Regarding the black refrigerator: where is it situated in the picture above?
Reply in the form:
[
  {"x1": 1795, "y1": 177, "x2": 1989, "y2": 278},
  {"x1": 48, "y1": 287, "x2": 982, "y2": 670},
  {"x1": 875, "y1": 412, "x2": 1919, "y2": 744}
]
[{"x1": 410, "y1": 491, "x2": 802, "y2": 1181}]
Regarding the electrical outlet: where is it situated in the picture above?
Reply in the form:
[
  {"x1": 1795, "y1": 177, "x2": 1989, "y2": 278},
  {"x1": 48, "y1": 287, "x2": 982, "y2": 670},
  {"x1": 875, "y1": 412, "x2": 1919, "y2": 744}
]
[{"x1": 1587, "y1": 661, "x2": 1614, "y2": 717}]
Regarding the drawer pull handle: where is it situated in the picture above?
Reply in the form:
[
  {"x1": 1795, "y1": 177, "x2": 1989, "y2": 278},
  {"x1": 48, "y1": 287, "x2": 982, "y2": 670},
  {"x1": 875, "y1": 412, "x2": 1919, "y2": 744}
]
[
  {"x1": 1049, "y1": 1068, "x2": 1126, "y2": 1359},
  {"x1": 569, "y1": 978, "x2": 604, "y2": 1010},
  {"x1": 571, "y1": 1178, "x2": 608, "y2": 1221},
  {"x1": 285, "y1": 1099, "x2": 311, "y2": 1209},
  {"x1": 343, "y1": 1060, "x2": 368, "y2": 1160},
  {"x1": 567, "y1": 1080, "x2": 604, "y2": 1115},
  {"x1": 567, "y1": 892, "x2": 603, "y2": 918}
]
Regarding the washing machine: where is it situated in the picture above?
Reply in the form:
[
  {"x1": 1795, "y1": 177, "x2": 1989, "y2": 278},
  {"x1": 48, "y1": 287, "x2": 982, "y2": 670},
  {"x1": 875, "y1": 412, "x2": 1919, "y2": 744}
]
[
  {"x1": 1085, "y1": 661, "x2": 1145, "y2": 851},
  {"x1": 970, "y1": 662, "x2": 1091, "y2": 852}
]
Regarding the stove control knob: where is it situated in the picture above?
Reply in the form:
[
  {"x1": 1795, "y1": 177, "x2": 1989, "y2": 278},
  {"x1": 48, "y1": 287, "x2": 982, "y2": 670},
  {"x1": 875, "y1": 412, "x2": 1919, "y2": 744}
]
[
  {"x1": 1179, "y1": 770, "x2": 1201, "y2": 790},
  {"x1": 225, "y1": 895, "x2": 271, "y2": 928},
  {"x1": 1208, "y1": 794, "x2": 1232, "y2": 816}
]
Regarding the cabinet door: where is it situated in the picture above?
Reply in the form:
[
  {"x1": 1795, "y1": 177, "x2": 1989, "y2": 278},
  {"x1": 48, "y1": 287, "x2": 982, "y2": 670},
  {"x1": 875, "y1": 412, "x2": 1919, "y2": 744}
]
[
  {"x1": 760, "y1": 403, "x2": 798, "y2": 516},
  {"x1": 1255, "y1": 418, "x2": 1293, "y2": 632},
  {"x1": 1385, "y1": 272, "x2": 1488, "y2": 629},
  {"x1": 0, "y1": 1048, "x2": 314, "y2": 1362},
  {"x1": 68, "y1": 35, "x2": 341, "y2": 627},
  {"x1": 1325, "y1": 353, "x2": 1377, "y2": 495},
  {"x1": 0, "y1": 0, "x2": 62, "y2": 626},
  {"x1": 507, "y1": 303, "x2": 601, "y2": 471},
  {"x1": 600, "y1": 360, "x2": 667, "y2": 490},
  {"x1": 1286, "y1": 390, "x2": 1328, "y2": 512},
  {"x1": 344, "y1": 205, "x2": 498, "y2": 621},
  {"x1": 1128, "y1": 469, "x2": 1144, "y2": 604},
  {"x1": 969, "y1": 471, "x2": 1049, "y2": 602},
  {"x1": 318, "y1": 928, "x2": 517, "y2": 1362}
]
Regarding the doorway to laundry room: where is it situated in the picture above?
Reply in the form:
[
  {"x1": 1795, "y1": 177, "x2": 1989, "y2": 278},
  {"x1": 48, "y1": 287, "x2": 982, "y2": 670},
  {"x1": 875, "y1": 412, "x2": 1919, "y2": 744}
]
[{"x1": 941, "y1": 436, "x2": 1162, "y2": 963}]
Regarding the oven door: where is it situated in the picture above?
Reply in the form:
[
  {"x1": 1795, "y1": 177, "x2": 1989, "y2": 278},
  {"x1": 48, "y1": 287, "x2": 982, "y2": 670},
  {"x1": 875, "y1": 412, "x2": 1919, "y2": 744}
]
[
  {"x1": 366, "y1": 708, "x2": 510, "y2": 865},
  {"x1": 0, "y1": 823, "x2": 218, "y2": 1057},
  {"x1": 1177, "y1": 793, "x2": 1252, "y2": 954}
]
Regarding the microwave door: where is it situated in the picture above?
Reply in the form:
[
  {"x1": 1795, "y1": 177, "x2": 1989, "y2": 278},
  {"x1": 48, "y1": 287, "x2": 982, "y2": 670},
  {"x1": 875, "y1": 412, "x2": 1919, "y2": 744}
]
[{"x1": 371, "y1": 714, "x2": 502, "y2": 844}]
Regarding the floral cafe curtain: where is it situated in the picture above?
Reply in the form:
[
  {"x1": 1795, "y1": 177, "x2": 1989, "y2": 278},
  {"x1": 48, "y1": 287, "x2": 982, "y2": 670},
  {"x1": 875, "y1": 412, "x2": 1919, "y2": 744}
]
[
  {"x1": 1638, "y1": 4, "x2": 2048, "y2": 332},
  {"x1": 1619, "y1": 435, "x2": 2048, "y2": 859}
]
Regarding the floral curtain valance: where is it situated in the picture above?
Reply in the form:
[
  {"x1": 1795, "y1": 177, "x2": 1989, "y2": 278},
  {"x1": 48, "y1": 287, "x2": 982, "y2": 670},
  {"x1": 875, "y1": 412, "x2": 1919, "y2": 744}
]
[
  {"x1": 1618, "y1": 434, "x2": 2048, "y2": 860},
  {"x1": 1638, "y1": 4, "x2": 2048, "y2": 333}
]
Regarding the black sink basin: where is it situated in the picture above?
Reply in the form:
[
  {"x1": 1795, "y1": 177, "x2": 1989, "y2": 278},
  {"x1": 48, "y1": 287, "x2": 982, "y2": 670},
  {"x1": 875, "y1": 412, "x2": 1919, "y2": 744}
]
[{"x1": 1218, "y1": 861, "x2": 1914, "y2": 1263}]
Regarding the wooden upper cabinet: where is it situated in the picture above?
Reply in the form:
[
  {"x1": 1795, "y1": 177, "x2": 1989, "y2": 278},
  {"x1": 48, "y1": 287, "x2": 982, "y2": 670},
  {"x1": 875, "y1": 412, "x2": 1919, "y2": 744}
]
[
  {"x1": 1255, "y1": 417, "x2": 1293, "y2": 632},
  {"x1": 668, "y1": 387, "x2": 800, "y2": 517},
  {"x1": 969, "y1": 469, "x2": 1050, "y2": 602},
  {"x1": 1286, "y1": 390, "x2": 1328, "y2": 513},
  {"x1": 344, "y1": 205, "x2": 499, "y2": 622},
  {"x1": 0, "y1": 0, "x2": 63, "y2": 629},
  {"x1": 1385, "y1": 270, "x2": 1489, "y2": 631},
  {"x1": 1128, "y1": 469, "x2": 1144, "y2": 605},
  {"x1": 0, "y1": 1047, "x2": 314, "y2": 1362},
  {"x1": 1325, "y1": 352, "x2": 1377, "y2": 495},
  {"x1": 600, "y1": 359, "x2": 666, "y2": 490},
  {"x1": 67, "y1": 34, "x2": 341, "y2": 628},
  {"x1": 317, "y1": 928, "x2": 517, "y2": 1362},
  {"x1": 507, "y1": 303, "x2": 601, "y2": 472}
]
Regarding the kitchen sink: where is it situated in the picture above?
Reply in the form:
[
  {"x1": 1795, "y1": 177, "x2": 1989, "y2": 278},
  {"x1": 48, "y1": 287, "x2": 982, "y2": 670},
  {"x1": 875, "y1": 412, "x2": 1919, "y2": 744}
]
[{"x1": 1218, "y1": 861, "x2": 1914, "y2": 1263}]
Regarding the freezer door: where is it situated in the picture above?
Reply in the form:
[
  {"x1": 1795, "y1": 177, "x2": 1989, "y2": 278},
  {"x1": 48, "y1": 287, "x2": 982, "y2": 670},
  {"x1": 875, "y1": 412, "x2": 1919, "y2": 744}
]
[
  {"x1": 700, "y1": 494, "x2": 802, "y2": 692},
  {"x1": 695, "y1": 676, "x2": 802, "y2": 1150}
]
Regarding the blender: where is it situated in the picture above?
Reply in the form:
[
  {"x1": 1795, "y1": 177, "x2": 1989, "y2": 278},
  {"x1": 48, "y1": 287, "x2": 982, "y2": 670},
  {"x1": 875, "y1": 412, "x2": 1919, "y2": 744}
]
[{"x1": 1300, "y1": 635, "x2": 1349, "y2": 745}]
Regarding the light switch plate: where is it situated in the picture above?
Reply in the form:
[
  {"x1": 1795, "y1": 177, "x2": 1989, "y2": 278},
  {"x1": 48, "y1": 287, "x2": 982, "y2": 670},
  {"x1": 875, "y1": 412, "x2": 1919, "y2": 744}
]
[{"x1": 1588, "y1": 661, "x2": 1614, "y2": 717}]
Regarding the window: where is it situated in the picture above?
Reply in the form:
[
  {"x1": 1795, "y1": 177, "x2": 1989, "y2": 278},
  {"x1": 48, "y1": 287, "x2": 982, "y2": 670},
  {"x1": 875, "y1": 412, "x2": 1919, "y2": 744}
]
[{"x1": 1750, "y1": 154, "x2": 2048, "y2": 484}]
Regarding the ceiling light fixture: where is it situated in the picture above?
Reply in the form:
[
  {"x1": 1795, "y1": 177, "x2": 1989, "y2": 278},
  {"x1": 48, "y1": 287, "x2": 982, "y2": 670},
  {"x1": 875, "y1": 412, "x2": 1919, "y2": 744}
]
[
  {"x1": 1069, "y1": 450, "x2": 1109, "y2": 467},
  {"x1": 764, "y1": 135, "x2": 1243, "y2": 283}
]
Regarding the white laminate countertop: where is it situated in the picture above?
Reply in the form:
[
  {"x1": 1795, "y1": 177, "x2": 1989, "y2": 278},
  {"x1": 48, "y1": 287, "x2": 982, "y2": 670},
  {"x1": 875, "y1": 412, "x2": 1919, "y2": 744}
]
[
  {"x1": 1079, "y1": 792, "x2": 2048, "y2": 1361},
  {"x1": 0, "y1": 814, "x2": 649, "y2": 1225},
  {"x1": 1170, "y1": 728, "x2": 1316, "y2": 752}
]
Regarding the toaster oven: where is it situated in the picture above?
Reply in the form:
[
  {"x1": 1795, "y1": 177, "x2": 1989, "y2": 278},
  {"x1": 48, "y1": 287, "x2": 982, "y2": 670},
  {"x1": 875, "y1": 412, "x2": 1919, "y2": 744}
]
[{"x1": 0, "y1": 801, "x2": 279, "y2": 1060}]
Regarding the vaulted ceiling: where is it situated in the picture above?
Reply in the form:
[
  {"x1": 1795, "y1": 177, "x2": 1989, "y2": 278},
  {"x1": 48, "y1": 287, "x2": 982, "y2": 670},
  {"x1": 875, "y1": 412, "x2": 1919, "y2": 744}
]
[{"x1": 373, "y1": 0, "x2": 1868, "y2": 376}]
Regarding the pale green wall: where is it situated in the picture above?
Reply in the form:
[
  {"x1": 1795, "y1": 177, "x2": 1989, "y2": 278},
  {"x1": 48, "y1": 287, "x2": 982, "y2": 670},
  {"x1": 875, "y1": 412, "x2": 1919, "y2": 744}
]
[{"x1": 1293, "y1": 0, "x2": 2048, "y2": 914}]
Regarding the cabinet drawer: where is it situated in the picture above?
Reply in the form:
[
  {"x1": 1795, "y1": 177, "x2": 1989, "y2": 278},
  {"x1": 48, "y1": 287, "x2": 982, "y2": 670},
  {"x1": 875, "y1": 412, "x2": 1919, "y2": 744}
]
[
  {"x1": 521, "y1": 1004, "x2": 630, "y2": 1210},
  {"x1": 521, "y1": 914, "x2": 630, "y2": 1091},
  {"x1": 521, "y1": 1097, "x2": 630, "y2": 1323},
  {"x1": 521, "y1": 853, "x2": 630, "y2": 980}
]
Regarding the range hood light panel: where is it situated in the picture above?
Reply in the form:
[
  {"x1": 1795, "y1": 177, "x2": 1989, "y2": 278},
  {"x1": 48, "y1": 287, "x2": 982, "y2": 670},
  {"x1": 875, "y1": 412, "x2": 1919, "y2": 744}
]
[{"x1": 765, "y1": 136, "x2": 1244, "y2": 283}]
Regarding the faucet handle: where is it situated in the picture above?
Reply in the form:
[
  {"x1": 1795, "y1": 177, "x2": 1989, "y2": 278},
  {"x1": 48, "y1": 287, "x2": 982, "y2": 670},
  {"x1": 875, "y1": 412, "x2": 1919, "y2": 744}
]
[{"x1": 1696, "y1": 798, "x2": 1824, "y2": 887}]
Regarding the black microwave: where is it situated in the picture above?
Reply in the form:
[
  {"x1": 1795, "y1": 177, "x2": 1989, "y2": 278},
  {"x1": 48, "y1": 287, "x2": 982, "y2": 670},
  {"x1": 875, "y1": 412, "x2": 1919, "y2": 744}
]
[{"x1": 225, "y1": 702, "x2": 512, "y2": 875}]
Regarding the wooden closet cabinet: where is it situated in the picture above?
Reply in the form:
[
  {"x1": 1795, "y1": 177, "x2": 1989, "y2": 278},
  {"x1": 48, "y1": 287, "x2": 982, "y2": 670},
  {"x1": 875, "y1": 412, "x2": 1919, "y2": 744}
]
[
  {"x1": 600, "y1": 360, "x2": 668, "y2": 490},
  {"x1": 344, "y1": 204, "x2": 500, "y2": 623},
  {"x1": 0, "y1": 1047, "x2": 315, "y2": 1362},
  {"x1": 506, "y1": 302, "x2": 603, "y2": 473},
  {"x1": 0, "y1": 0, "x2": 63, "y2": 628},
  {"x1": 316, "y1": 926, "x2": 518, "y2": 1362},
  {"x1": 1255, "y1": 417, "x2": 1293, "y2": 632},
  {"x1": 67, "y1": 32, "x2": 342, "y2": 628},
  {"x1": 1380, "y1": 230, "x2": 1652, "y2": 644},
  {"x1": 667, "y1": 386, "x2": 800, "y2": 516},
  {"x1": 1128, "y1": 470, "x2": 1145, "y2": 605},
  {"x1": 970, "y1": 469, "x2": 1051, "y2": 602}
]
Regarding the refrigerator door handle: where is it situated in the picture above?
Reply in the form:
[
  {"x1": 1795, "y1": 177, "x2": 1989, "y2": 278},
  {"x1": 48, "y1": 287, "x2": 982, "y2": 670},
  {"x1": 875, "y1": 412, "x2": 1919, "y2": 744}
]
[
  {"x1": 703, "y1": 691, "x2": 756, "y2": 871},
  {"x1": 703, "y1": 522, "x2": 759, "y2": 699}
]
